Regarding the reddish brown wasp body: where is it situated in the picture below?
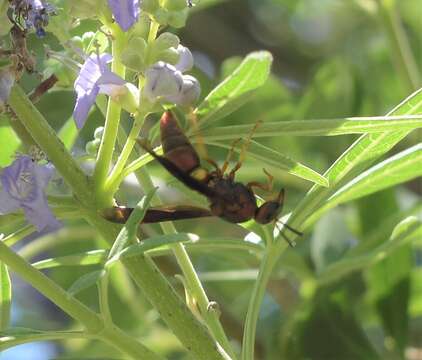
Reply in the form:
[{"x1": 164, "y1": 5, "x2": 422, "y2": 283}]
[
  {"x1": 103, "y1": 111, "x2": 300, "y2": 245},
  {"x1": 140, "y1": 111, "x2": 300, "y2": 245}
]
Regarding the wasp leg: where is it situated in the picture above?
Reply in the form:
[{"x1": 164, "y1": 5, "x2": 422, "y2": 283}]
[
  {"x1": 247, "y1": 168, "x2": 274, "y2": 193},
  {"x1": 221, "y1": 138, "x2": 242, "y2": 175},
  {"x1": 229, "y1": 121, "x2": 262, "y2": 180}
]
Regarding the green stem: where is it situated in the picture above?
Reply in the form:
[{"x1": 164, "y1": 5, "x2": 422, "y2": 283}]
[
  {"x1": 0, "y1": 239, "x2": 161, "y2": 359},
  {"x1": 93, "y1": 26, "x2": 126, "y2": 205},
  {"x1": 3, "y1": 226, "x2": 34, "y2": 246},
  {"x1": 0, "y1": 330, "x2": 95, "y2": 350},
  {"x1": 104, "y1": 112, "x2": 147, "y2": 192},
  {"x1": 377, "y1": 0, "x2": 421, "y2": 92},
  {"x1": 133, "y1": 164, "x2": 236, "y2": 359},
  {"x1": 98, "y1": 275, "x2": 113, "y2": 326},
  {"x1": 241, "y1": 248, "x2": 280, "y2": 360}
]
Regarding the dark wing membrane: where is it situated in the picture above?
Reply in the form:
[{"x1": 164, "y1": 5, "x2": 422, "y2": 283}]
[
  {"x1": 102, "y1": 205, "x2": 213, "y2": 224},
  {"x1": 139, "y1": 141, "x2": 216, "y2": 198}
]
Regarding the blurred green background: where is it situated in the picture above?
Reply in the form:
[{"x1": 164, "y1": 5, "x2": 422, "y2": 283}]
[{"x1": 1, "y1": 0, "x2": 421, "y2": 359}]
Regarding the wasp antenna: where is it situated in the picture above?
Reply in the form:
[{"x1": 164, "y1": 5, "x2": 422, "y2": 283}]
[{"x1": 274, "y1": 222, "x2": 296, "y2": 247}]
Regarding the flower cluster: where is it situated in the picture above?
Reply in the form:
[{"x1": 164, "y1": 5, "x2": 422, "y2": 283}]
[
  {"x1": 73, "y1": 1, "x2": 200, "y2": 128},
  {"x1": 0, "y1": 155, "x2": 61, "y2": 232},
  {"x1": 9, "y1": 0, "x2": 56, "y2": 37}
]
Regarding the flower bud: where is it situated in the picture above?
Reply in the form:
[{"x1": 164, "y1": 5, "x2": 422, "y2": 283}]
[
  {"x1": 167, "y1": 9, "x2": 188, "y2": 28},
  {"x1": 160, "y1": 48, "x2": 180, "y2": 65},
  {"x1": 166, "y1": 75, "x2": 200, "y2": 106},
  {"x1": 86, "y1": 138, "x2": 101, "y2": 155},
  {"x1": 154, "y1": 32, "x2": 180, "y2": 52},
  {"x1": 144, "y1": 62, "x2": 183, "y2": 102},
  {"x1": 174, "y1": 45, "x2": 193, "y2": 72},
  {"x1": 120, "y1": 37, "x2": 147, "y2": 71},
  {"x1": 94, "y1": 126, "x2": 105, "y2": 139}
]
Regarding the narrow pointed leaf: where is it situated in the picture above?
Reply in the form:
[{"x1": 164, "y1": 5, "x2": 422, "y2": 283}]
[
  {"x1": 107, "y1": 188, "x2": 157, "y2": 261},
  {"x1": 208, "y1": 140, "x2": 328, "y2": 186},
  {"x1": 32, "y1": 250, "x2": 108, "y2": 270},
  {"x1": 195, "y1": 51, "x2": 272, "y2": 128},
  {"x1": 67, "y1": 270, "x2": 105, "y2": 296},
  {"x1": 0, "y1": 262, "x2": 11, "y2": 330},
  {"x1": 106, "y1": 233, "x2": 198, "y2": 266},
  {"x1": 287, "y1": 87, "x2": 422, "y2": 233},
  {"x1": 199, "y1": 115, "x2": 422, "y2": 140},
  {"x1": 0, "y1": 328, "x2": 88, "y2": 350},
  {"x1": 326, "y1": 144, "x2": 422, "y2": 206}
]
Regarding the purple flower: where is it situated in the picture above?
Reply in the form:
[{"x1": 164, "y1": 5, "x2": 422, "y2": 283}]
[
  {"x1": 73, "y1": 53, "x2": 126, "y2": 128},
  {"x1": 11, "y1": 0, "x2": 56, "y2": 37},
  {"x1": 0, "y1": 155, "x2": 61, "y2": 232},
  {"x1": 107, "y1": 0, "x2": 140, "y2": 32}
]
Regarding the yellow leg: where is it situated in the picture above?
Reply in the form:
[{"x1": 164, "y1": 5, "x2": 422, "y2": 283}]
[{"x1": 229, "y1": 121, "x2": 262, "y2": 179}]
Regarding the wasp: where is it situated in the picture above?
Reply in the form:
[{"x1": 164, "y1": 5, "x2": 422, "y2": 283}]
[{"x1": 104, "y1": 111, "x2": 301, "y2": 246}]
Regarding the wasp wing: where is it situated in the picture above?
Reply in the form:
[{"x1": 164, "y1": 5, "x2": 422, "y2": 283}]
[{"x1": 102, "y1": 205, "x2": 213, "y2": 224}]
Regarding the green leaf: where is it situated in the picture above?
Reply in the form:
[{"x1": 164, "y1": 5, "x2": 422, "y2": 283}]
[
  {"x1": 288, "y1": 87, "x2": 422, "y2": 232},
  {"x1": 58, "y1": 116, "x2": 78, "y2": 150},
  {"x1": 195, "y1": 51, "x2": 273, "y2": 128},
  {"x1": 32, "y1": 238, "x2": 264, "y2": 270},
  {"x1": 0, "y1": 328, "x2": 87, "y2": 350},
  {"x1": 199, "y1": 115, "x2": 422, "y2": 140},
  {"x1": 316, "y1": 217, "x2": 422, "y2": 286},
  {"x1": 0, "y1": 262, "x2": 11, "y2": 330},
  {"x1": 106, "y1": 233, "x2": 198, "y2": 266},
  {"x1": 32, "y1": 250, "x2": 108, "y2": 270},
  {"x1": 67, "y1": 270, "x2": 105, "y2": 296},
  {"x1": 0, "y1": 125, "x2": 21, "y2": 167},
  {"x1": 107, "y1": 188, "x2": 157, "y2": 261},
  {"x1": 208, "y1": 140, "x2": 328, "y2": 186},
  {"x1": 410, "y1": 268, "x2": 422, "y2": 317},
  {"x1": 313, "y1": 144, "x2": 422, "y2": 217}
]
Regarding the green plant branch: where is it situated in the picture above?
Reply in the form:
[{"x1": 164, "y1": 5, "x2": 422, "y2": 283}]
[
  {"x1": 133, "y1": 165, "x2": 237, "y2": 359},
  {"x1": 0, "y1": 238, "x2": 161, "y2": 359},
  {"x1": 93, "y1": 25, "x2": 126, "y2": 204},
  {"x1": 104, "y1": 111, "x2": 148, "y2": 193},
  {"x1": 241, "y1": 246, "x2": 282, "y2": 360},
  {"x1": 0, "y1": 330, "x2": 95, "y2": 351},
  {"x1": 376, "y1": 0, "x2": 421, "y2": 92}
]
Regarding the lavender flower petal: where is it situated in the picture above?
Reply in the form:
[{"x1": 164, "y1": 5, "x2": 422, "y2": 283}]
[
  {"x1": 107, "y1": 0, "x2": 140, "y2": 32},
  {"x1": 0, "y1": 155, "x2": 61, "y2": 232},
  {"x1": 73, "y1": 53, "x2": 125, "y2": 128},
  {"x1": 174, "y1": 45, "x2": 194, "y2": 72},
  {"x1": 144, "y1": 62, "x2": 183, "y2": 101}
]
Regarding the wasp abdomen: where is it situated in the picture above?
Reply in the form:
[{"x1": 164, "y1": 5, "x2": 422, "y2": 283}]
[{"x1": 160, "y1": 111, "x2": 201, "y2": 174}]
